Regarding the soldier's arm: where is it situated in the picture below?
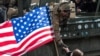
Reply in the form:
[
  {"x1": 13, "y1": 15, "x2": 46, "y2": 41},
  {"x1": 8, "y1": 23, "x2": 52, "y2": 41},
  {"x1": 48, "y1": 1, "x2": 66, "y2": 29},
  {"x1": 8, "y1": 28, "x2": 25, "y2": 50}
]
[{"x1": 51, "y1": 3, "x2": 69, "y2": 48}]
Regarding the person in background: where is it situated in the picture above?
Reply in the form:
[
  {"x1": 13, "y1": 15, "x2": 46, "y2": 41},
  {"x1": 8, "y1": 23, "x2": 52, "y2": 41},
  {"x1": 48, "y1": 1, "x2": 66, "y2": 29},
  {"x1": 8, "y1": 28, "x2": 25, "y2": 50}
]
[
  {"x1": 82, "y1": 0, "x2": 93, "y2": 12},
  {"x1": 7, "y1": 0, "x2": 18, "y2": 19},
  {"x1": 0, "y1": 0, "x2": 7, "y2": 23},
  {"x1": 79, "y1": 0, "x2": 96, "y2": 12},
  {"x1": 73, "y1": 0, "x2": 83, "y2": 13},
  {"x1": 63, "y1": 47, "x2": 84, "y2": 56},
  {"x1": 73, "y1": 0, "x2": 98, "y2": 13}
]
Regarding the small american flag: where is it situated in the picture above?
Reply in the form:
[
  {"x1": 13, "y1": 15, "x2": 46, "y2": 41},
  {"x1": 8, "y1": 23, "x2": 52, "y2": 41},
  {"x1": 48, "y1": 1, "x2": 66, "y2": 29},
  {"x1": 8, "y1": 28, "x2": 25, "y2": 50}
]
[{"x1": 0, "y1": 6, "x2": 54, "y2": 56}]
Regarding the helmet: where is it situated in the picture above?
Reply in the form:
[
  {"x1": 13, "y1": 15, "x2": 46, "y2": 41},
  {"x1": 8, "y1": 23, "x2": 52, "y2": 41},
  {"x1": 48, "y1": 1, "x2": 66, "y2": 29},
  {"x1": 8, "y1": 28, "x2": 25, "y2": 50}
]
[{"x1": 57, "y1": 2, "x2": 70, "y2": 13}]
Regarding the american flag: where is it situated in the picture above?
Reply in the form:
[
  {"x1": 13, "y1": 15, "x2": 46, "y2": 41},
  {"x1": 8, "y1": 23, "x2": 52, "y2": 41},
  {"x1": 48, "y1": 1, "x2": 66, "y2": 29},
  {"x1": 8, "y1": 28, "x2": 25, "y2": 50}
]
[{"x1": 0, "y1": 6, "x2": 54, "y2": 56}]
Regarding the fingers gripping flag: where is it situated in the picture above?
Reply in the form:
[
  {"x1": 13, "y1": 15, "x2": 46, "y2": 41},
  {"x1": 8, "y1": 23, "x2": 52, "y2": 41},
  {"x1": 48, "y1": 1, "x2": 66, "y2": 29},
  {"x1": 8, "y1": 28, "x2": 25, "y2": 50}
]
[{"x1": 0, "y1": 6, "x2": 54, "y2": 56}]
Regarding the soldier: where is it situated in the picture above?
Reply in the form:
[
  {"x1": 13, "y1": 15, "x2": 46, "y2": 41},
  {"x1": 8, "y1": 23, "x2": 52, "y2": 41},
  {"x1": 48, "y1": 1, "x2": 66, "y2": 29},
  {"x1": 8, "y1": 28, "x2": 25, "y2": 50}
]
[
  {"x1": 52, "y1": 2, "x2": 70, "y2": 47},
  {"x1": 52, "y1": 2, "x2": 84, "y2": 56},
  {"x1": 51, "y1": 2, "x2": 70, "y2": 56}
]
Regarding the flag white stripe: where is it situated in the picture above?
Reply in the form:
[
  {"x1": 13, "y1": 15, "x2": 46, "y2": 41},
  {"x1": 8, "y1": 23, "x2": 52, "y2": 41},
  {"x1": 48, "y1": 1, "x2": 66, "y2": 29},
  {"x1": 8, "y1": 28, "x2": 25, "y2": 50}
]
[
  {"x1": 0, "y1": 27, "x2": 13, "y2": 33},
  {"x1": 0, "y1": 36, "x2": 15, "y2": 42}
]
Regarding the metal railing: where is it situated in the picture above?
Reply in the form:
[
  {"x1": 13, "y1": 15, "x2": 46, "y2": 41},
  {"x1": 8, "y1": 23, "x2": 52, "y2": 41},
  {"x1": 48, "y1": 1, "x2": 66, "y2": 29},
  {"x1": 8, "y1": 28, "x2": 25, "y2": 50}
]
[{"x1": 60, "y1": 17, "x2": 100, "y2": 39}]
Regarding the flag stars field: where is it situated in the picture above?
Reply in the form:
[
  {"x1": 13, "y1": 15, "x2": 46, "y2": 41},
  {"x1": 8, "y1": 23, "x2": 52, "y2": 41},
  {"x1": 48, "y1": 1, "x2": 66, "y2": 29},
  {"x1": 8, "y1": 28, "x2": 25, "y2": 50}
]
[
  {"x1": 27, "y1": 18, "x2": 30, "y2": 20},
  {"x1": 30, "y1": 13, "x2": 33, "y2": 17},
  {"x1": 20, "y1": 19, "x2": 23, "y2": 22}
]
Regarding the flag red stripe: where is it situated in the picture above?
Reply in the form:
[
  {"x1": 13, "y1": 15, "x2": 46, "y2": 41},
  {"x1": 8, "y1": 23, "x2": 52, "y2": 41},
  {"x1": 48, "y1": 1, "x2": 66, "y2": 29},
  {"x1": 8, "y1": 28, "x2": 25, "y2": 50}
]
[
  {"x1": 0, "y1": 32, "x2": 14, "y2": 37},
  {"x1": 0, "y1": 41, "x2": 16, "y2": 47},
  {"x1": 0, "y1": 53, "x2": 4, "y2": 56},
  {"x1": 0, "y1": 21, "x2": 12, "y2": 29}
]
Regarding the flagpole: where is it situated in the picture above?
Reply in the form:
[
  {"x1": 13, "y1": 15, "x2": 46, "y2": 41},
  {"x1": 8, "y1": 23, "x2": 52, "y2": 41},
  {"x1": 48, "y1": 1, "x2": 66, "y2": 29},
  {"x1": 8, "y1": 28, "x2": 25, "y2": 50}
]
[{"x1": 54, "y1": 40, "x2": 60, "y2": 56}]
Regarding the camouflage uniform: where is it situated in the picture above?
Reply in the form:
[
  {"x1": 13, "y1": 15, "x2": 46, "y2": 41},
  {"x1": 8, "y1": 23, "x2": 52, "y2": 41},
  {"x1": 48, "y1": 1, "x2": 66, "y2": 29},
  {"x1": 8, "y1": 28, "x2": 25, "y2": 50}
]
[
  {"x1": 52, "y1": 2, "x2": 70, "y2": 45},
  {"x1": 50, "y1": 2, "x2": 71, "y2": 56}
]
